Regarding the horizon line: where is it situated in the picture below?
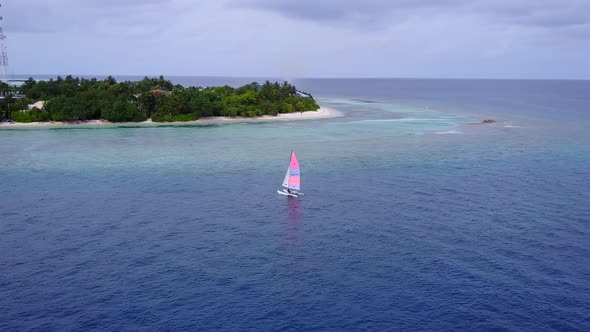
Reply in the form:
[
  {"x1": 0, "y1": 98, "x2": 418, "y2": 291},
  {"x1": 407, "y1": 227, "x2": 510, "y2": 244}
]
[{"x1": 8, "y1": 73, "x2": 590, "y2": 82}]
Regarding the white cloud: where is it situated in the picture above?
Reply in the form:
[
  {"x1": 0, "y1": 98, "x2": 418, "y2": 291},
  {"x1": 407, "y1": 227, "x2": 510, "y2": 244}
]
[{"x1": 2, "y1": 0, "x2": 590, "y2": 78}]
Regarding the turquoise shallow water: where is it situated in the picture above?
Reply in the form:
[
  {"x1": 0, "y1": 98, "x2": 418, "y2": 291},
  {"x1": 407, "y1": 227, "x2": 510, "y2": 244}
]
[{"x1": 1, "y1": 79, "x2": 590, "y2": 331}]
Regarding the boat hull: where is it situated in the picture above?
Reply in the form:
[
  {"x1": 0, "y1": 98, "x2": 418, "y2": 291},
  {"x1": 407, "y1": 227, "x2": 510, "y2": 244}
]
[{"x1": 277, "y1": 189, "x2": 299, "y2": 197}]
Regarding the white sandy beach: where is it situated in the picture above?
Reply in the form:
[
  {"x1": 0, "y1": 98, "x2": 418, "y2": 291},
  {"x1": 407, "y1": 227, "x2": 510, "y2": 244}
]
[
  {"x1": 0, "y1": 107, "x2": 342, "y2": 128},
  {"x1": 196, "y1": 107, "x2": 341, "y2": 123}
]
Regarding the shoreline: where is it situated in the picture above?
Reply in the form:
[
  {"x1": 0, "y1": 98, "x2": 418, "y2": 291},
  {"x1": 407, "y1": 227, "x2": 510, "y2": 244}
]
[{"x1": 0, "y1": 107, "x2": 342, "y2": 129}]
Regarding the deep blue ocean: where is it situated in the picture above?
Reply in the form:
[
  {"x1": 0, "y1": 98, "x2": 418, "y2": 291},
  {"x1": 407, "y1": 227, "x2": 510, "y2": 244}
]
[{"x1": 1, "y1": 78, "x2": 590, "y2": 331}]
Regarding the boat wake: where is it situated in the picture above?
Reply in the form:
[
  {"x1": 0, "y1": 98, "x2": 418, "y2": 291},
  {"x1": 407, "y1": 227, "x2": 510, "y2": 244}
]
[{"x1": 435, "y1": 129, "x2": 462, "y2": 135}]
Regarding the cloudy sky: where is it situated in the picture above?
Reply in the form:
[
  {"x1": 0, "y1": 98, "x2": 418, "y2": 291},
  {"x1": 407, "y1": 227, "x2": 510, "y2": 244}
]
[{"x1": 3, "y1": 0, "x2": 590, "y2": 78}]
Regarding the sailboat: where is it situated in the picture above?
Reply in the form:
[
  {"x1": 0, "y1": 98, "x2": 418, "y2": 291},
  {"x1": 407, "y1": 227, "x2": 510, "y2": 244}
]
[{"x1": 277, "y1": 151, "x2": 304, "y2": 197}]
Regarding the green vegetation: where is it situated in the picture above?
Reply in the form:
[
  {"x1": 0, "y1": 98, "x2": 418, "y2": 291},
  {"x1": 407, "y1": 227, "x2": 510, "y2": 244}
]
[
  {"x1": 0, "y1": 76, "x2": 320, "y2": 123},
  {"x1": 10, "y1": 107, "x2": 50, "y2": 123},
  {"x1": 151, "y1": 113, "x2": 199, "y2": 122}
]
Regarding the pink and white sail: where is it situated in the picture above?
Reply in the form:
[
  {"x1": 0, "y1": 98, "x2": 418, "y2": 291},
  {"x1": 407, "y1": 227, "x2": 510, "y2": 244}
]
[{"x1": 282, "y1": 151, "x2": 301, "y2": 191}]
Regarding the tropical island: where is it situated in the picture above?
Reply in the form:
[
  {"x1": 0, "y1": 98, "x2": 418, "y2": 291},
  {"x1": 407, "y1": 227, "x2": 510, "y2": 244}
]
[{"x1": 0, "y1": 76, "x2": 322, "y2": 124}]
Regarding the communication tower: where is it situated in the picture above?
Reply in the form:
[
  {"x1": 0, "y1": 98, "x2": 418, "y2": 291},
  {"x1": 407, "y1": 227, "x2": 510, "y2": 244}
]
[{"x1": 0, "y1": 3, "x2": 7, "y2": 83}]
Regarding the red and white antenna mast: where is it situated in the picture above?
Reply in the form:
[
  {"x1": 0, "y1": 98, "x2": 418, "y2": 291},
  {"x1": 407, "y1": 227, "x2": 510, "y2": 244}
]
[{"x1": 0, "y1": 3, "x2": 7, "y2": 83}]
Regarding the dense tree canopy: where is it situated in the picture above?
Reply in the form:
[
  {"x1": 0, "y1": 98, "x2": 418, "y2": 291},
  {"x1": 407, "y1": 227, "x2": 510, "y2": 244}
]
[{"x1": 1, "y1": 76, "x2": 320, "y2": 123}]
